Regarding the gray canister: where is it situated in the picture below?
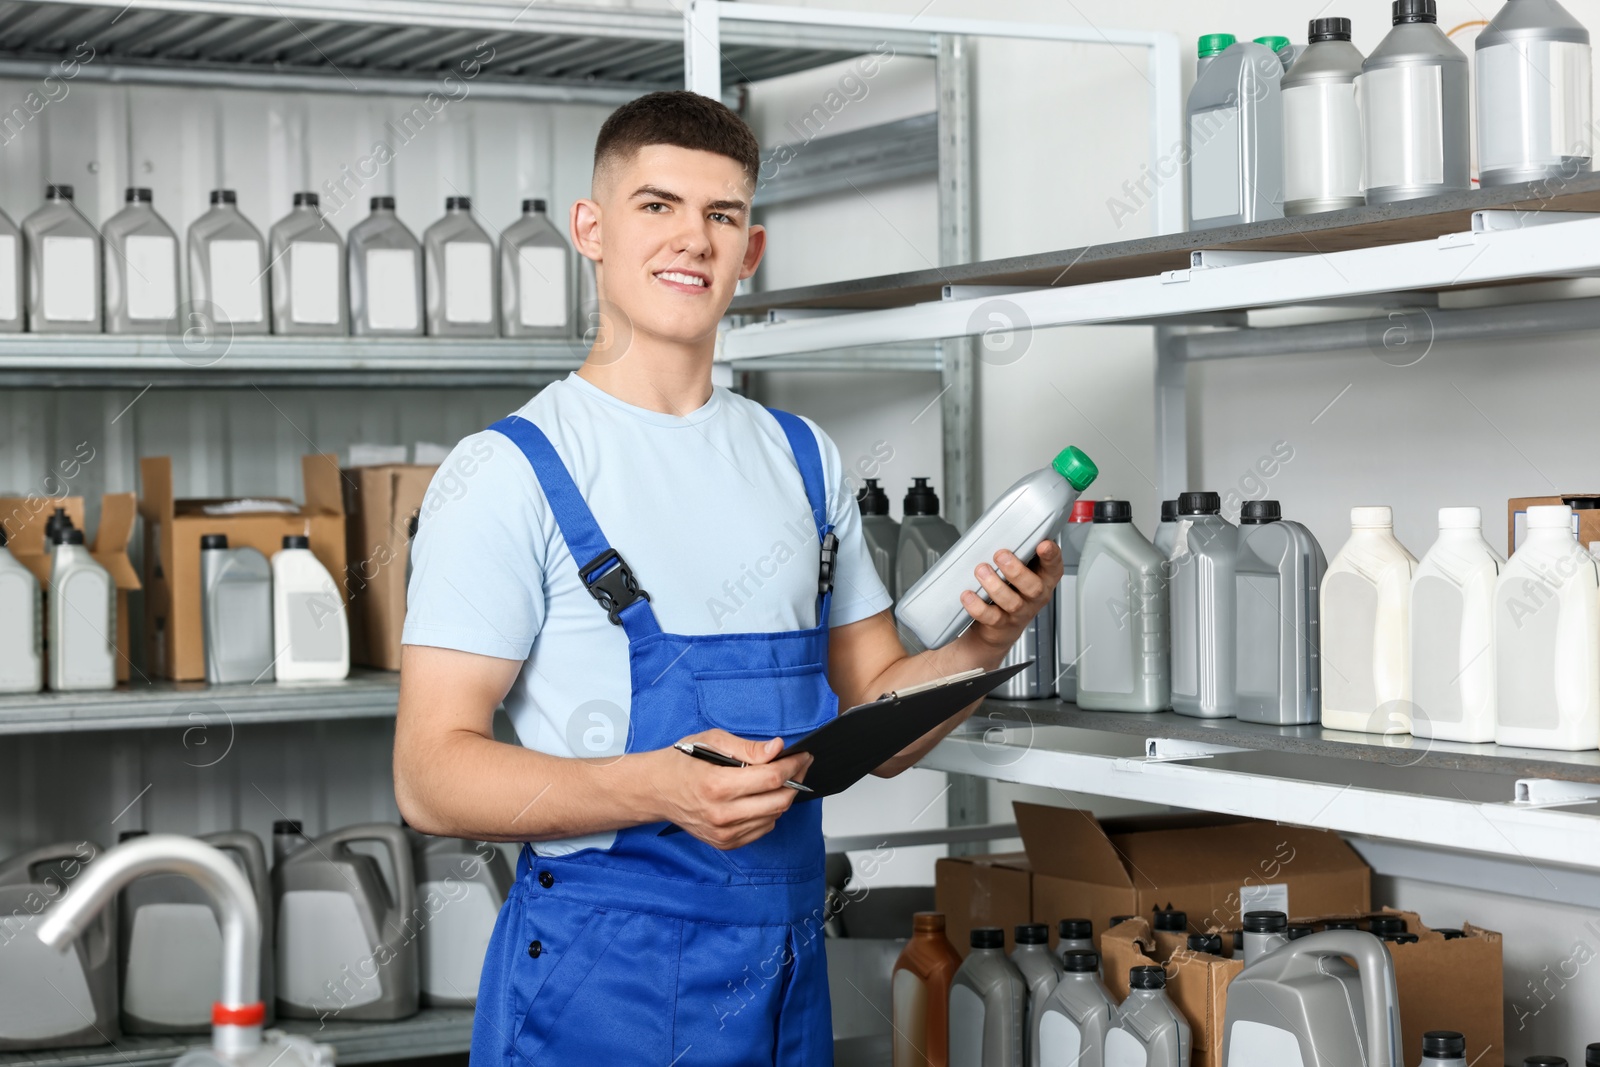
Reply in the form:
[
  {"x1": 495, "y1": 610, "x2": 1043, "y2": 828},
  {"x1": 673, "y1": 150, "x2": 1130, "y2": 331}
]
[
  {"x1": 200, "y1": 534, "x2": 274, "y2": 685},
  {"x1": 1036, "y1": 951, "x2": 1117, "y2": 1067},
  {"x1": 0, "y1": 205, "x2": 19, "y2": 332},
  {"x1": 1282, "y1": 19, "x2": 1367, "y2": 215},
  {"x1": 408, "y1": 830, "x2": 513, "y2": 1008},
  {"x1": 1420, "y1": 1031, "x2": 1467, "y2": 1065},
  {"x1": 117, "y1": 829, "x2": 274, "y2": 1033},
  {"x1": 894, "y1": 478, "x2": 960, "y2": 599},
  {"x1": 103, "y1": 187, "x2": 180, "y2": 335},
  {"x1": 1076, "y1": 499, "x2": 1170, "y2": 714},
  {"x1": 1360, "y1": 0, "x2": 1471, "y2": 204},
  {"x1": 1476, "y1": 0, "x2": 1592, "y2": 186},
  {"x1": 1241, "y1": 910, "x2": 1291, "y2": 965},
  {"x1": 1053, "y1": 500, "x2": 1097, "y2": 702},
  {"x1": 269, "y1": 192, "x2": 348, "y2": 335},
  {"x1": 273, "y1": 822, "x2": 419, "y2": 1021},
  {"x1": 1235, "y1": 500, "x2": 1327, "y2": 725},
  {"x1": 349, "y1": 196, "x2": 424, "y2": 337},
  {"x1": 23, "y1": 184, "x2": 102, "y2": 332},
  {"x1": 1056, "y1": 919, "x2": 1095, "y2": 963},
  {"x1": 187, "y1": 189, "x2": 268, "y2": 335},
  {"x1": 950, "y1": 927, "x2": 1027, "y2": 1067},
  {"x1": 1107, "y1": 966, "x2": 1190, "y2": 1067},
  {"x1": 500, "y1": 199, "x2": 574, "y2": 338},
  {"x1": 423, "y1": 196, "x2": 498, "y2": 337},
  {"x1": 1186, "y1": 38, "x2": 1286, "y2": 229},
  {"x1": 1010, "y1": 924, "x2": 1063, "y2": 1067},
  {"x1": 1000, "y1": 604, "x2": 1055, "y2": 700},
  {"x1": 1152, "y1": 499, "x2": 1179, "y2": 559},
  {"x1": 857, "y1": 478, "x2": 899, "y2": 594},
  {"x1": 1167, "y1": 492, "x2": 1239, "y2": 719},
  {"x1": 0, "y1": 841, "x2": 117, "y2": 1050}
]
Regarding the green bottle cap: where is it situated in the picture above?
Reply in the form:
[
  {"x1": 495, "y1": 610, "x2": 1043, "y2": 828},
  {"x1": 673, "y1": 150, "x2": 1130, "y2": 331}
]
[
  {"x1": 1052, "y1": 447, "x2": 1099, "y2": 492},
  {"x1": 1197, "y1": 33, "x2": 1236, "y2": 57},
  {"x1": 1254, "y1": 35, "x2": 1291, "y2": 52}
]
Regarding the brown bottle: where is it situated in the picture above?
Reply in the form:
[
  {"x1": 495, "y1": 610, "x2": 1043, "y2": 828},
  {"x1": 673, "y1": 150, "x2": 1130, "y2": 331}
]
[{"x1": 892, "y1": 912, "x2": 963, "y2": 1067}]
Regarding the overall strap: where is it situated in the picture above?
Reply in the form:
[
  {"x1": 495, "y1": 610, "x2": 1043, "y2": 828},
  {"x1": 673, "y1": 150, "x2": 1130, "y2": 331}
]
[
  {"x1": 489, "y1": 415, "x2": 661, "y2": 641},
  {"x1": 766, "y1": 408, "x2": 837, "y2": 627}
]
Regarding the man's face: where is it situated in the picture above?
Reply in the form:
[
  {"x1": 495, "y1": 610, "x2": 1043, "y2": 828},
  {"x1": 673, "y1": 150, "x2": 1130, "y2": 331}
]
[{"x1": 574, "y1": 144, "x2": 765, "y2": 349}]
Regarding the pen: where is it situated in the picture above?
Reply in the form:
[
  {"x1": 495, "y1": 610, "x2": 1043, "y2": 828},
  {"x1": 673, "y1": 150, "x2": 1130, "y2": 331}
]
[{"x1": 672, "y1": 742, "x2": 814, "y2": 793}]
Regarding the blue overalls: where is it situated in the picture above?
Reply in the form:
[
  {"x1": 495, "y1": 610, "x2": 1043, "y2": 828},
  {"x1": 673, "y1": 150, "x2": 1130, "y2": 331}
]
[{"x1": 471, "y1": 408, "x2": 839, "y2": 1066}]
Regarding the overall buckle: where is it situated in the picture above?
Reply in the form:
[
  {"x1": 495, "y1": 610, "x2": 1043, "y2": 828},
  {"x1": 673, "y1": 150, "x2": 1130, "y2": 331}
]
[
  {"x1": 818, "y1": 531, "x2": 838, "y2": 596},
  {"x1": 579, "y1": 548, "x2": 650, "y2": 625}
]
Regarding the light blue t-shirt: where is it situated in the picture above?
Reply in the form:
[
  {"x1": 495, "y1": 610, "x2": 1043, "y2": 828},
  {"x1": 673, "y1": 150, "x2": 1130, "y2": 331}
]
[{"x1": 401, "y1": 373, "x2": 893, "y2": 854}]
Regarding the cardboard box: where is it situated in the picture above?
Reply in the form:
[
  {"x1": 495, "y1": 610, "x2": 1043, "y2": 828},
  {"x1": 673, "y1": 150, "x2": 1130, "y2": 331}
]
[
  {"x1": 341, "y1": 464, "x2": 435, "y2": 671},
  {"x1": 1103, "y1": 917, "x2": 1240, "y2": 1067},
  {"x1": 139, "y1": 454, "x2": 346, "y2": 681},
  {"x1": 1356, "y1": 909, "x2": 1504, "y2": 1067},
  {"x1": 1508, "y1": 494, "x2": 1600, "y2": 554},
  {"x1": 1015, "y1": 802, "x2": 1371, "y2": 954},
  {"x1": 933, "y1": 851, "x2": 1031, "y2": 958},
  {"x1": 0, "y1": 494, "x2": 141, "y2": 683}
]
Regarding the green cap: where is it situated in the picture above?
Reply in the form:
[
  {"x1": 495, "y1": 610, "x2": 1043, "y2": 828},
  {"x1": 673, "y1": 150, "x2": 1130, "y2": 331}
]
[
  {"x1": 1052, "y1": 447, "x2": 1098, "y2": 491},
  {"x1": 1197, "y1": 33, "x2": 1236, "y2": 57},
  {"x1": 1254, "y1": 35, "x2": 1291, "y2": 52}
]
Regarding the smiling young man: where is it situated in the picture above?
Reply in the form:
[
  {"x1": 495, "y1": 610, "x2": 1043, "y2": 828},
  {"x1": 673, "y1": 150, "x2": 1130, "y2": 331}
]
[{"x1": 394, "y1": 91, "x2": 1061, "y2": 1065}]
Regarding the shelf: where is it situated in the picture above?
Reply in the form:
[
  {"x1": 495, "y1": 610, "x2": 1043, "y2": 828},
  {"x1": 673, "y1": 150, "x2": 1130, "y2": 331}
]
[
  {"x1": 0, "y1": 1008, "x2": 474, "y2": 1067},
  {"x1": 0, "y1": 669, "x2": 399, "y2": 735}
]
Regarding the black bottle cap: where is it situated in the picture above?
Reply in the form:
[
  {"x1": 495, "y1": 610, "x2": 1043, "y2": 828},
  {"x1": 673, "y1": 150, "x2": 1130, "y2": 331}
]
[
  {"x1": 118, "y1": 829, "x2": 149, "y2": 842},
  {"x1": 1563, "y1": 496, "x2": 1600, "y2": 510},
  {"x1": 210, "y1": 189, "x2": 237, "y2": 205},
  {"x1": 446, "y1": 195, "x2": 472, "y2": 210},
  {"x1": 1243, "y1": 910, "x2": 1288, "y2": 933},
  {"x1": 970, "y1": 927, "x2": 1004, "y2": 950},
  {"x1": 1187, "y1": 933, "x2": 1224, "y2": 954},
  {"x1": 125, "y1": 187, "x2": 153, "y2": 203},
  {"x1": 1061, "y1": 950, "x2": 1099, "y2": 973},
  {"x1": 1435, "y1": 927, "x2": 1466, "y2": 940},
  {"x1": 524, "y1": 198, "x2": 548, "y2": 213},
  {"x1": 1153, "y1": 907, "x2": 1187, "y2": 932},
  {"x1": 1058, "y1": 918, "x2": 1092, "y2": 940},
  {"x1": 1287, "y1": 924, "x2": 1315, "y2": 941},
  {"x1": 1129, "y1": 965, "x2": 1166, "y2": 990},
  {"x1": 1109, "y1": 915, "x2": 1135, "y2": 927},
  {"x1": 1393, "y1": 0, "x2": 1437, "y2": 24},
  {"x1": 1422, "y1": 1032, "x2": 1467, "y2": 1057},
  {"x1": 1308, "y1": 16, "x2": 1352, "y2": 41},
  {"x1": 407, "y1": 512, "x2": 420, "y2": 540},
  {"x1": 1369, "y1": 915, "x2": 1407, "y2": 936},
  {"x1": 201, "y1": 533, "x2": 228, "y2": 550},
  {"x1": 273, "y1": 819, "x2": 303, "y2": 834},
  {"x1": 1231, "y1": 929, "x2": 1244, "y2": 950},
  {"x1": 282, "y1": 534, "x2": 310, "y2": 549},
  {"x1": 1094, "y1": 499, "x2": 1132, "y2": 523},
  {"x1": 857, "y1": 478, "x2": 890, "y2": 517},
  {"x1": 1160, "y1": 499, "x2": 1178, "y2": 523},
  {"x1": 1587, "y1": 1044, "x2": 1600, "y2": 1067},
  {"x1": 44, "y1": 507, "x2": 73, "y2": 543},
  {"x1": 46, "y1": 183, "x2": 74, "y2": 200},
  {"x1": 1382, "y1": 932, "x2": 1420, "y2": 944},
  {"x1": 1240, "y1": 499, "x2": 1282, "y2": 524},
  {"x1": 0, "y1": 525, "x2": 6, "y2": 548},
  {"x1": 60, "y1": 528, "x2": 85, "y2": 545},
  {"x1": 1523, "y1": 1059, "x2": 1568, "y2": 1067},
  {"x1": 1178, "y1": 491, "x2": 1221, "y2": 516},
  {"x1": 371, "y1": 195, "x2": 396, "y2": 211},
  {"x1": 1323, "y1": 918, "x2": 1360, "y2": 930},
  {"x1": 1015, "y1": 923, "x2": 1049, "y2": 945},
  {"x1": 903, "y1": 477, "x2": 941, "y2": 517},
  {"x1": 294, "y1": 191, "x2": 320, "y2": 207}
]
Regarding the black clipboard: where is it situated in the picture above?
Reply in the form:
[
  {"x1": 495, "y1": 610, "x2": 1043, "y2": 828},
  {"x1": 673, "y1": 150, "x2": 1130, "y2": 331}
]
[{"x1": 657, "y1": 660, "x2": 1028, "y2": 836}]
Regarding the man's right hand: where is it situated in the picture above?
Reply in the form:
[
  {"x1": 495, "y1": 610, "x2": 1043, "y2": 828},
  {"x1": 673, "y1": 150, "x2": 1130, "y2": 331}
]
[{"x1": 642, "y1": 729, "x2": 814, "y2": 850}]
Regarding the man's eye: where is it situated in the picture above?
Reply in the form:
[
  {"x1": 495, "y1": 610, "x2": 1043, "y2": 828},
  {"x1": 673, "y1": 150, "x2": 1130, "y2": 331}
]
[
  {"x1": 644, "y1": 202, "x2": 668, "y2": 213},
  {"x1": 709, "y1": 212, "x2": 733, "y2": 224}
]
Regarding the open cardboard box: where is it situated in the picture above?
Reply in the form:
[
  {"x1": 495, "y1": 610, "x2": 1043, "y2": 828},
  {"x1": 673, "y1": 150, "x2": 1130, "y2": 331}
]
[
  {"x1": 139, "y1": 454, "x2": 346, "y2": 681},
  {"x1": 0, "y1": 493, "x2": 141, "y2": 683},
  {"x1": 340, "y1": 464, "x2": 436, "y2": 671},
  {"x1": 1102, "y1": 917, "x2": 1238, "y2": 1067},
  {"x1": 933, "y1": 851, "x2": 1032, "y2": 959}
]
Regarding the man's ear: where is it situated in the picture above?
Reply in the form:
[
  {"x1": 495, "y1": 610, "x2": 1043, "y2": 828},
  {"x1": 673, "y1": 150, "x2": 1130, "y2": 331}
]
[
  {"x1": 738, "y1": 223, "x2": 766, "y2": 281},
  {"x1": 571, "y1": 198, "x2": 602, "y2": 262}
]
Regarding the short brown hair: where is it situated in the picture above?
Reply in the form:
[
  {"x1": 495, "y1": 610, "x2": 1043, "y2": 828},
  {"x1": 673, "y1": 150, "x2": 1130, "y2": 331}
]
[{"x1": 593, "y1": 91, "x2": 760, "y2": 190}]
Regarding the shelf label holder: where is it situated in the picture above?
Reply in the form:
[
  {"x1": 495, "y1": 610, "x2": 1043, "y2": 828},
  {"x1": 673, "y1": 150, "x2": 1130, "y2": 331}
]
[
  {"x1": 1512, "y1": 778, "x2": 1600, "y2": 809},
  {"x1": 1142, "y1": 737, "x2": 1250, "y2": 763}
]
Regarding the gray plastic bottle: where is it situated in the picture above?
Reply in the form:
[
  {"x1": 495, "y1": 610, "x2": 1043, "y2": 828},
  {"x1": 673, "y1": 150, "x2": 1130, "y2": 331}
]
[
  {"x1": 1153, "y1": 500, "x2": 1179, "y2": 559},
  {"x1": 0, "y1": 205, "x2": 20, "y2": 332},
  {"x1": 103, "y1": 188, "x2": 179, "y2": 334},
  {"x1": 0, "y1": 524, "x2": 42, "y2": 693},
  {"x1": 50, "y1": 528, "x2": 116, "y2": 691},
  {"x1": 1360, "y1": 0, "x2": 1470, "y2": 204},
  {"x1": 24, "y1": 184, "x2": 101, "y2": 332},
  {"x1": 1053, "y1": 500, "x2": 1096, "y2": 702},
  {"x1": 950, "y1": 927, "x2": 1026, "y2": 1067},
  {"x1": 187, "y1": 189, "x2": 268, "y2": 334},
  {"x1": 1168, "y1": 491, "x2": 1239, "y2": 718},
  {"x1": 500, "y1": 198, "x2": 574, "y2": 338},
  {"x1": 0, "y1": 842, "x2": 117, "y2": 1051},
  {"x1": 1000, "y1": 608, "x2": 1055, "y2": 700},
  {"x1": 200, "y1": 534, "x2": 274, "y2": 685},
  {"x1": 1037, "y1": 951, "x2": 1116, "y2": 1067},
  {"x1": 1221, "y1": 930, "x2": 1401, "y2": 1067},
  {"x1": 424, "y1": 196, "x2": 497, "y2": 337},
  {"x1": 408, "y1": 830, "x2": 513, "y2": 1008},
  {"x1": 1106, "y1": 966, "x2": 1189, "y2": 1067},
  {"x1": 894, "y1": 477, "x2": 961, "y2": 600},
  {"x1": 116, "y1": 829, "x2": 274, "y2": 1033},
  {"x1": 349, "y1": 196, "x2": 423, "y2": 337},
  {"x1": 1056, "y1": 919, "x2": 1096, "y2": 963},
  {"x1": 1283, "y1": 19, "x2": 1367, "y2": 214},
  {"x1": 269, "y1": 192, "x2": 347, "y2": 335},
  {"x1": 858, "y1": 478, "x2": 900, "y2": 593},
  {"x1": 273, "y1": 822, "x2": 419, "y2": 1021},
  {"x1": 1235, "y1": 500, "x2": 1327, "y2": 725},
  {"x1": 1011, "y1": 924, "x2": 1063, "y2": 1067},
  {"x1": 1477, "y1": 0, "x2": 1591, "y2": 186},
  {"x1": 1187, "y1": 37, "x2": 1286, "y2": 229},
  {"x1": 1418, "y1": 1031, "x2": 1467, "y2": 1066},
  {"x1": 1076, "y1": 499, "x2": 1171, "y2": 713},
  {"x1": 1242, "y1": 910, "x2": 1291, "y2": 965}
]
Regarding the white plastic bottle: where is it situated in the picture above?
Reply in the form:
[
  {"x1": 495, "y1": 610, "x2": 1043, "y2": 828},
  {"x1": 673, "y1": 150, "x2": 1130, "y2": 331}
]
[
  {"x1": 49, "y1": 528, "x2": 116, "y2": 691},
  {"x1": 895, "y1": 448, "x2": 1099, "y2": 650},
  {"x1": 0, "y1": 524, "x2": 43, "y2": 693},
  {"x1": 187, "y1": 189, "x2": 268, "y2": 334},
  {"x1": 1410, "y1": 508, "x2": 1502, "y2": 742},
  {"x1": 1495, "y1": 504, "x2": 1600, "y2": 750},
  {"x1": 1321, "y1": 507, "x2": 1418, "y2": 734},
  {"x1": 272, "y1": 535, "x2": 349, "y2": 681}
]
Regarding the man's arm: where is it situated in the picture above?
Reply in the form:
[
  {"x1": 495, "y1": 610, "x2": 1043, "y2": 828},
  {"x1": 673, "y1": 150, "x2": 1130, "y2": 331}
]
[
  {"x1": 828, "y1": 540, "x2": 1063, "y2": 777},
  {"x1": 393, "y1": 644, "x2": 812, "y2": 849}
]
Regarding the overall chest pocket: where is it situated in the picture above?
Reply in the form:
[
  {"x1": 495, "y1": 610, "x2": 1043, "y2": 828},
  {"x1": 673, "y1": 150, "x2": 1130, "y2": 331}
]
[{"x1": 693, "y1": 662, "x2": 838, "y2": 739}]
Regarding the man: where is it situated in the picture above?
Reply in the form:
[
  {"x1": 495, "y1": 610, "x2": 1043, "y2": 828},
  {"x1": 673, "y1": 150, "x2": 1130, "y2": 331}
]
[{"x1": 394, "y1": 90, "x2": 1060, "y2": 1065}]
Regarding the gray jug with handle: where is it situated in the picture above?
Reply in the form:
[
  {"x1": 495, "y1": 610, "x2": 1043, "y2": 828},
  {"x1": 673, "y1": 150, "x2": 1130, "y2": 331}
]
[
  {"x1": 407, "y1": 830, "x2": 513, "y2": 1008},
  {"x1": 273, "y1": 822, "x2": 419, "y2": 1020}
]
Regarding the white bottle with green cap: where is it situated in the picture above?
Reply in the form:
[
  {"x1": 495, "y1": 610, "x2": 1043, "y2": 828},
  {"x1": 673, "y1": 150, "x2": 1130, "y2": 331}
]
[{"x1": 895, "y1": 447, "x2": 1098, "y2": 650}]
